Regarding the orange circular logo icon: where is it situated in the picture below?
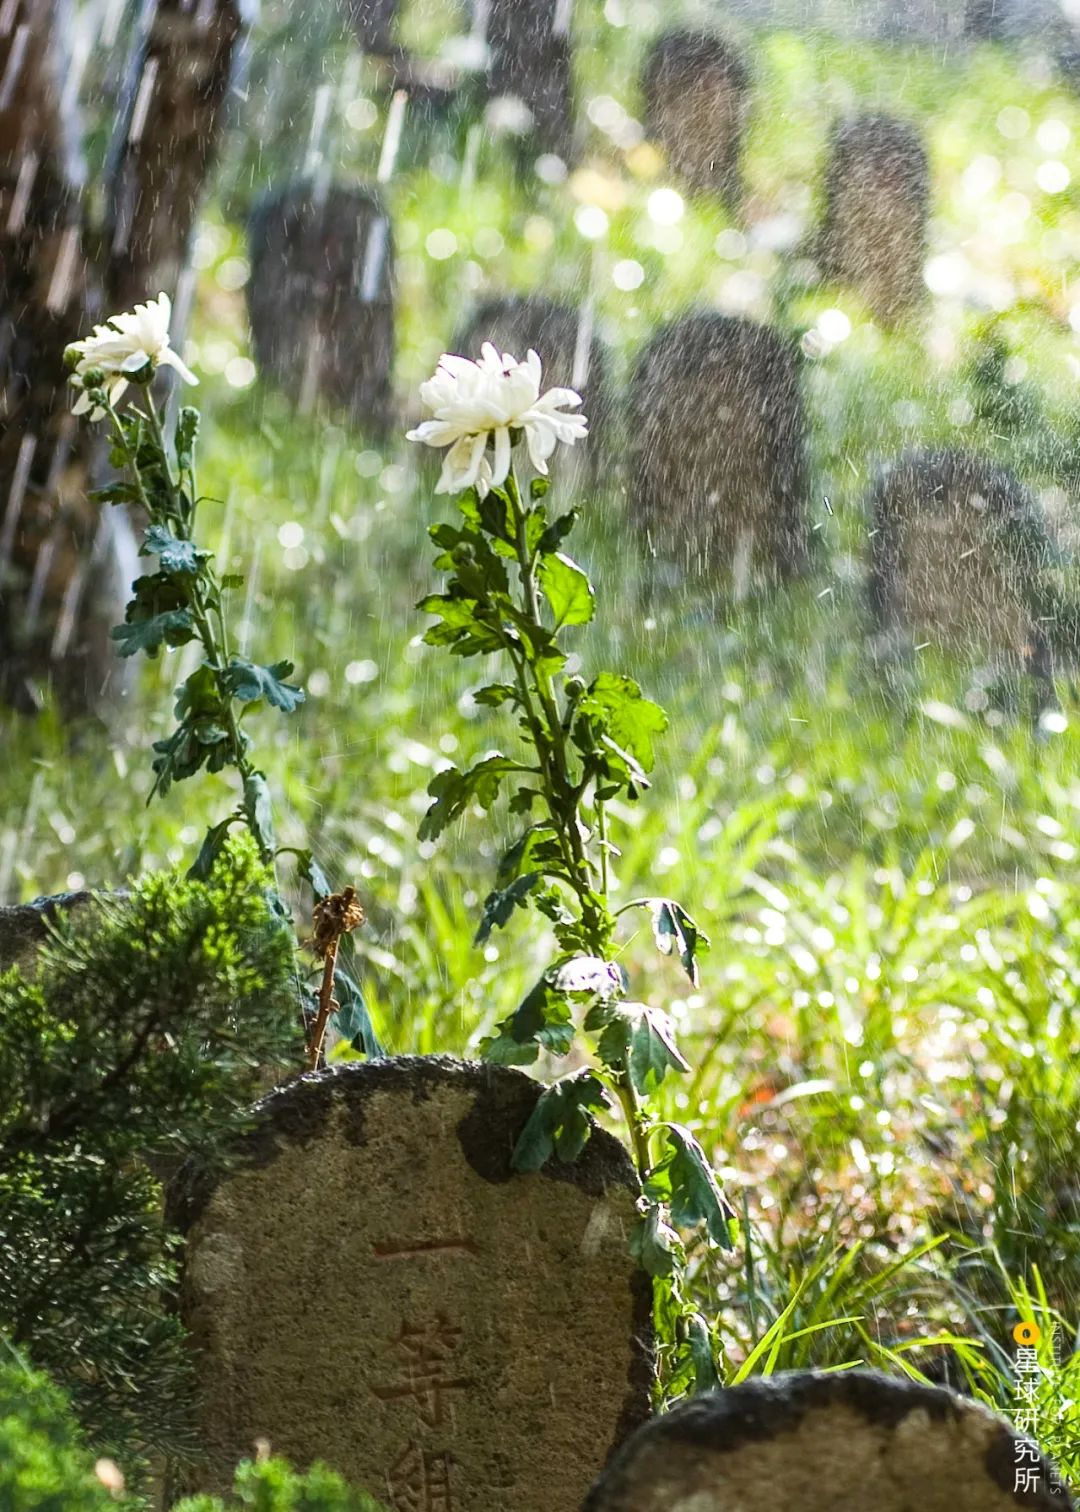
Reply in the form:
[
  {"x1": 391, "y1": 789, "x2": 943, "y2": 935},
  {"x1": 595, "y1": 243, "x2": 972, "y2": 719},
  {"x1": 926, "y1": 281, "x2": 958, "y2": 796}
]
[{"x1": 1013, "y1": 1321, "x2": 1041, "y2": 1346}]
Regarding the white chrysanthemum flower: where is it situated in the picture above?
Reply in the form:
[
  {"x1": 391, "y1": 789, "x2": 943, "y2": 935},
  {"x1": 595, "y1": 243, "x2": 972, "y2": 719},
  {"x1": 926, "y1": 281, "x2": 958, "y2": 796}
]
[
  {"x1": 406, "y1": 343, "x2": 588, "y2": 498},
  {"x1": 66, "y1": 292, "x2": 197, "y2": 419}
]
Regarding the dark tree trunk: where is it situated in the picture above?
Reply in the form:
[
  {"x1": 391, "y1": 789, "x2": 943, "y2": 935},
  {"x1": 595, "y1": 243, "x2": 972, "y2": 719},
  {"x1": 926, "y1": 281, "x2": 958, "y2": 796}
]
[{"x1": 0, "y1": 0, "x2": 248, "y2": 714}]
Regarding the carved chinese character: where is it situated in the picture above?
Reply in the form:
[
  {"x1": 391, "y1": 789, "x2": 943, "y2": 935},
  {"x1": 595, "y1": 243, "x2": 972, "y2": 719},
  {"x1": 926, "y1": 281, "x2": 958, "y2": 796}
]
[
  {"x1": 374, "y1": 1314, "x2": 474, "y2": 1426},
  {"x1": 386, "y1": 1441, "x2": 455, "y2": 1512}
]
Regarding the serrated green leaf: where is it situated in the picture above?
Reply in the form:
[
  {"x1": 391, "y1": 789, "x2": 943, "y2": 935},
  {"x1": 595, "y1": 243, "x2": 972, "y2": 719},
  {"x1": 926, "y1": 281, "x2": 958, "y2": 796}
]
[
  {"x1": 575, "y1": 673, "x2": 669, "y2": 774},
  {"x1": 224, "y1": 658, "x2": 305, "y2": 713},
  {"x1": 511, "y1": 1070, "x2": 612, "y2": 1172},
  {"x1": 419, "y1": 754, "x2": 523, "y2": 842},
  {"x1": 143, "y1": 524, "x2": 208, "y2": 576},
  {"x1": 90, "y1": 481, "x2": 139, "y2": 506},
  {"x1": 475, "y1": 872, "x2": 540, "y2": 944},
  {"x1": 647, "y1": 1124, "x2": 738, "y2": 1249},
  {"x1": 111, "y1": 607, "x2": 194, "y2": 658},
  {"x1": 480, "y1": 977, "x2": 575, "y2": 1065},
  {"x1": 473, "y1": 682, "x2": 519, "y2": 708},
  {"x1": 686, "y1": 1313, "x2": 721, "y2": 1394},
  {"x1": 628, "y1": 1004, "x2": 690, "y2": 1093},
  {"x1": 551, "y1": 955, "x2": 625, "y2": 999},
  {"x1": 539, "y1": 551, "x2": 595, "y2": 628}
]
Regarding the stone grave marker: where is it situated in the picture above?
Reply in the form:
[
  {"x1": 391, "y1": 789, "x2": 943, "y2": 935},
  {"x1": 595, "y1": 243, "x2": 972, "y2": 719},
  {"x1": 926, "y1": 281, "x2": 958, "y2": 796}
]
[
  {"x1": 454, "y1": 295, "x2": 610, "y2": 457},
  {"x1": 629, "y1": 312, "x2": 809, "y2": 592},
  {"x1": 344, "y1": 0, "x2": 398, "y2": 56},
  {"x1": 819, "y1": 114, "x2": 929, "y2": 326},
  {"x1": 246, "y1": 181, "x2": 394, "y2": 432},
  {"x1": 583, "y1": 1369, "x2": 1073, "y2": 1510},
  {"x1": 641, "y1": 29, "x2": 750, "y2": 202},
  {"x1": 175, "y1": 1057, "x2": 652, "y2": 1510},
  {"x1": 0, "y1": 891, "x2": 102, "y2": 973},
  {"x1": 867, "y1": 450, "x2": 1056, "y2": 676},
  {"x1": 484, "y1": 0, "x2": 576, "y2": 160}
]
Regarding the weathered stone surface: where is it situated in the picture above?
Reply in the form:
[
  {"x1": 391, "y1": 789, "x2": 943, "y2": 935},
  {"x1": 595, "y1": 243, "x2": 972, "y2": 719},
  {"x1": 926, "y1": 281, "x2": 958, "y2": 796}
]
[
  {"x1": 867, "y1": 450, "x2": 1055, "y2": 672},
  {"x1": 485, "y1": 0, "x2": 575, "y2": 159},
  {"x1": 454, "y1": 295, "x2": 610, "y2": 456},
  {"x1": 176, "y1": 1057, "x2": 652, "y2": 1509},
  {"x1": 641, "y1": 30, "x2": 749, "y2": 202},
  {"x1": 247, "y1": 181, "x2": 394, "y2": 432},
  {"x1": 0, "y1": 891, "x2": 101, "y2": 973},
  {"x1": 629, "y1": 313, "x2": 809, "y2": 592},
  {"x1": 583, "y1": 1369, "x2": 1073, "y2": 1510},
  {"x1": 819, "y1": 114, "x2": 929, "y2": 326}
]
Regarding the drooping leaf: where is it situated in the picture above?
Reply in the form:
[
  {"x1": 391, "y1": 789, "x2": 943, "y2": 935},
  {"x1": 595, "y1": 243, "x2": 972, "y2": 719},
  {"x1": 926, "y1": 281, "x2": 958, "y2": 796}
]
[
  {"x1": 647, "y1": 1124, "x2": 738, "y2": 1249},
  {"x1": 224, "y1": 658, "x2": 305, "y2": 713},
  {"x1": 243, "y1": 772, "x2": 276, "y2": 856},
  {"x1": 143, "y1": 524, "x2": 208, "y2": 576},
  {"x1": 538, "y1": 552, "x2": 595, "y2": 628},
  {"x1": 475, "y1": 872, "x2": 540, "y2": 944},
  {"x1": 537, "y1": 507, "x2": 577, "y2": 553},
  {"x1": 648, "y1": 899, "x2": 711, "y2": 987},
  {"x1": 419, "y1": 754, "x2": 523, "y2": 842},
  {"x1": 187, "y1": 816, "x2": 239, "y2": 881},
  {"x1": 686, "y1": 1312, "x2": 722, "y2": 1394},
  {"x1": 333, "y1": 966, "x2": 384, "y2": 1058},
  {"x1": 294, "y1": 849, "x2": 333, "y2": 900},
  {"x1": 628, "y1": 1004, "x2": 690, "y2": 1093},
  {"x1": 511, "y1": 1070, "x2": 613, "y2": 1172},
  {"x1": 629, "y1": 1203, "x2": 685, "y2": 1278}
]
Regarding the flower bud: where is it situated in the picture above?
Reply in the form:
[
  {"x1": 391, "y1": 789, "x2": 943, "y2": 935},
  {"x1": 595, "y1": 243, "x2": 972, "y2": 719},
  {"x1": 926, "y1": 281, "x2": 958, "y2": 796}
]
[{"x1": 564, "y1": 676, "x2": 586, "y2": 702}]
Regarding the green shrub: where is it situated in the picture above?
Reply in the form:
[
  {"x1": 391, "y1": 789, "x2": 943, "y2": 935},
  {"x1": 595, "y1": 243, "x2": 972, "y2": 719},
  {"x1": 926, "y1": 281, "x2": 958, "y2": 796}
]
[
  {"x1": 174, "y1": 1458, "x2": 386, "y2": 1512},
  {"x1": 0, "y1": 1353, "x2": 118, "y2": 1512},
  {"x1": 0, "y1": 837, "x2": 302, "y2": 1474}
]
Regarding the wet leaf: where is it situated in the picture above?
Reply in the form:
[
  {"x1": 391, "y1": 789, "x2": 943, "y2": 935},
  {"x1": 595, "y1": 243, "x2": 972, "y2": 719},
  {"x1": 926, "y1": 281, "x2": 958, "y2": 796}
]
[
  {"x1": 539, "y1": 551, "x2": 595, "y2": 628},
  {"x1": 512, "y1": 1070, "x2": 612, "y2": 1171}
]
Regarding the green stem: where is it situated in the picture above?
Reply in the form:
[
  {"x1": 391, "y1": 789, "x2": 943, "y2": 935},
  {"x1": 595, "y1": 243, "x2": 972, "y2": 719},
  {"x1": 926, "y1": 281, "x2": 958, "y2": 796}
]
[
  {"x1": 506, "y1": 467, "x2": 609, "y2": 951},
  {"x1": 613, "y1": 1072, "x2": 653, "y2": 1185}
]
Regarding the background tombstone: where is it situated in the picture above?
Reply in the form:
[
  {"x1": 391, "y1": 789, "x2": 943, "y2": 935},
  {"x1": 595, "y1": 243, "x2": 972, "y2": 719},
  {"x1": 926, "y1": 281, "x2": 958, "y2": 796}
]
[
  {"x1": 819, "y1": 114, "x2": 929, "y2": 326},
  {"x1": 640, "y1": 30, "x2": 750, "y2": 203},
  {"x1": 344, "y1": 0, "x2": 399, "y2": 56},
  {"x1": 583, "y1": 1370, "x2": 1072, "y2": 1510},
  {"x1": 0, "y1": 892, "x2": 102, "y2": 973},
  {"x1": 246, "y1": 181, "x2": 395, "y2": 433},
  {"x1": 454, "y1": 295, "x2": 611, "y2": 459},
  {"x1": 175, "y1": 1057, "x2": 652, "y2": 1510},
  {"x1": 483, "y1": 0, "x2": 576, "y2": 160},
  {"x1": 867, "y1": 450, "x2": 1057, "y2": 679},
  {"x1": 628, "y1": 312, "x2": 809, "y2": 594}
]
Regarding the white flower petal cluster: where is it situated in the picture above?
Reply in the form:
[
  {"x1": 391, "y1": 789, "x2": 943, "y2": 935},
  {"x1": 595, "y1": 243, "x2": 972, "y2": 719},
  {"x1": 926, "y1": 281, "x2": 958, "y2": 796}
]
[
  {"x1": 66, "y1": 292, "x2": 198, "y2": 420},
  {"x1": 406, "y1": 343, "x2": 588, "y2": 497}
]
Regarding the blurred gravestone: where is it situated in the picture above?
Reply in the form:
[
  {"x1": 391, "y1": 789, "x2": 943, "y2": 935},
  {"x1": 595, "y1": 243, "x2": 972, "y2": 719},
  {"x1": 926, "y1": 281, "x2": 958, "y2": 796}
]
[
  {"x1": 819, "y1": 115, "x2": 929, "y2": 326},
  {"x1": 484, "y1": 0, "x2": 575, "y2": 159},
  {"x1": 629, "y1": 313, "x2": 809, "y2": 592},
  {"x1": 247, "y1": 182, "x2": 394, "y2": 432},
  {"x1": 583, "y1": 1370, "x2": 1072, "y2": 1510},
  {"x1": 641, "y1": 30, "x2": 750, "y2": 202},
  {"x1": 868, "y1": 450, "x2": 1057, "y2": 674},
  {"x1": 176, "y1": 1057, "x2": 652, "y2": 1509},
  {"x1": 344, "y1": 0, "x2": 398, "y2": 55},
  {"x1": 0, "y1": 892, "x2": 101, "y2": 973},
  {"x1": 454, "y1": 295, "x2": 610, "y2": 456}
]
